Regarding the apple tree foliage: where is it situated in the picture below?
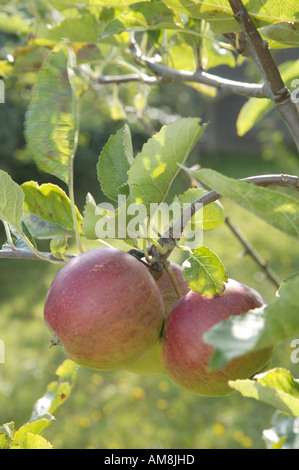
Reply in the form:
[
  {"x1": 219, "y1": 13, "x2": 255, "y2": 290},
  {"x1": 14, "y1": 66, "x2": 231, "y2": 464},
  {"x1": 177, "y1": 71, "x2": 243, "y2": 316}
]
[{"x1": 0, "y1": 0, "x2": 299, "y2": 449}]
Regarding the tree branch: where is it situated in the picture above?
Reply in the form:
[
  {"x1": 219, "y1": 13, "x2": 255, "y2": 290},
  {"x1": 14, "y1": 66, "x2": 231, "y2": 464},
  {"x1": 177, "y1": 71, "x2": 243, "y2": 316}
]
[
  {"x1": 129, "y1": 34, "x2": 268, "y2": 99},
  {"x1": 150, "y1": 173, "x2": 299, "y2": 264},
  {"x1": 0, "y1": 250, "x2": 75, "y2": 263},
  {"x1": 79, "y1": 64, "x2": 159, "y2": 85},
  {"x1": 1, "y1": 174, "x2": 298, "y2": 264},
  {"x1": 80, "y1": 36, "x2": 269, "y2": 99},
  {"x1": 81, "y1": 52, "x2": 266, "y2": 99},
  {"x1": 228, "y1": 0, "x2": 299, "y2": 150},
  {"x1": 180, "y1": 165, "x2": 281, "y2": 288}
]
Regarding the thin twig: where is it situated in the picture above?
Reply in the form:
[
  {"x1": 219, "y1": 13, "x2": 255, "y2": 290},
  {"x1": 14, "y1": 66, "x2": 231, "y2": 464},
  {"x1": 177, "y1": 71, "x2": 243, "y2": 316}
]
[
  {"x1": 153, "y1": 173, "x2": 299, "y2": 263},
  {"x1": 91, "y1": 72, "x2": 158, "y2": 85},
  {"x1": 228, "y1": 0, "x2": 299, "y2": 150},
  {"x1": 224, "y1": 216, "x2": 281, "y2": 288},
  {"x1": 79, "y1": 64, "x2": 159, "y2": 85},
  {"x1": 125, "y1": 106, "x2": 157, "y2": 137},
  {"x1": 1, "y1": 174, "x2": 298, "y2": 264},
  {"x1": 3, "y1": 222, "x2": 17, "y2": 251},
  {"x1": 180, "y1": 166, "x2": 281, "y2": 288},
  {"x1": 0, "y1": 250, "x2": 75, "y2": 263}
]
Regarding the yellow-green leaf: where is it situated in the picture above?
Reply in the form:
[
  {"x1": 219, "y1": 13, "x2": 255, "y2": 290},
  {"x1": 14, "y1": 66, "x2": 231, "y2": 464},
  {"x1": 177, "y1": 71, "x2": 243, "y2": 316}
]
[
  {"x1": 0, "y1": 170, "x2": 24, "y2": 231},
  {"x1": 25, "y1": 42, "x2": 79, "y2": 184},
  {"x1": 22, "y1": 181, "x2": 82, "y2": 239},
  {"x1": 11, "y1": 433, "x2": 53, "y2": 449},
  {"x1": 230, "y1": 368, "x2": 299, "y2": 417},
  {"x1": 183, "y1": 245, "x2": 227, "y2": 297}
]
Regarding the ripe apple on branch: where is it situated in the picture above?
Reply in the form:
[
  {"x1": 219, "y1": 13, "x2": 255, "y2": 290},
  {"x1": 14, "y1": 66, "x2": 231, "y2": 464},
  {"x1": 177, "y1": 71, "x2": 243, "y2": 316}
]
[
  {"x1": 43, "y1": 177, "x2": 278, "y2": 396},
  {"x1": 1, "y1": 0, "x2": 299, "y2": 450}
]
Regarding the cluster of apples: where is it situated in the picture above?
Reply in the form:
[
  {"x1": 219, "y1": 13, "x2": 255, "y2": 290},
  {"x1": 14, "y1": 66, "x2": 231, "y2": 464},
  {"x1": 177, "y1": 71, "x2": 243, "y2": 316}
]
[{"x1": 44, "y1": 247, "x2": 272, "y2": 397}]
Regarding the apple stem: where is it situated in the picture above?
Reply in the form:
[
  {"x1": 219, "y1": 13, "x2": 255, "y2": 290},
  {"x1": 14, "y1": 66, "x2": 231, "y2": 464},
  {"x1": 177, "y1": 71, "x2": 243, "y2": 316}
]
[
  {"x1": 164, "y1": 261, "x2": 183, "y2": 300},
  {"x1": 19, "y1": 231, "x2": 63, "y2": 264},
  {"x1": 3, "y1": 222, "x2": 18, "y2": 251},
  {"x1": 142, "y1": 239, "x2": 152, "y2": 264},
  {"x1": 148, "y1": 238, "x2": 169, "y2": 256}
]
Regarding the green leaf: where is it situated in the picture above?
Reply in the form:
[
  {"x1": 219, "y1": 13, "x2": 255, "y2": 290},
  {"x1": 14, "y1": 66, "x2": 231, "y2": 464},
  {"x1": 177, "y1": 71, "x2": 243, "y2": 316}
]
[
  {"x1": 82, "y1": 190, "x2": 140, "y2": 240},
  {"x1": 205, "y1": 306, "x2": 268, "y2": 369},
  {"x1": 237, "y1": 98, "x2": 271, "y2": 137},
  {"x1": 97, "y1": 124, "x2": 133, "y2": 202},
  {"x1": 162, "y1": 0, "x2": 299, "y2": 33},
  {"x1": 22, "y1": 181, "x2": 82, "y2": 239},
  {"x1": 176, "y1": 187, "x2": 225, "y2": 231},
  {"x1": 0, "y1": 170, "x2": 24, "y2": 230},
  {"x1": 182, "y1": 245, "x2": 227, "y2": 297},
  {"x1": 237, "y1": 60, "x2": 299, "y2": 135},
  {"x1": 30, "y1": 359, "x2": 78, "y2": 421},
  {"x1": 197, "y1": 21, "x2": 236, "y2": 70},
  {"x1": 50, "y1": 236, "x2": 69, "y2": 259},
  {"x1": 128, "y1": 118, "x2": 207, "y2": 208},
  {"x1": 12, "y1": 418, "x2": 54, "y2": 448},
  {"x1": 102, "y1": 1, "x2": 183, "y2": 37},
  {"x1": 24, "y1": 42, "x2": 80, "y2": 185},
  {"x1": 163, "y1": 0, "x2": 238, "y2": 33},
  {"x1": 38, "y1": 11, "x2": 104, "y2": 43},
  {"x1": 81, "y1": 192, "x2": 126, "y2": 240},
  {"x1": 189, "y1": 168, "x2": 299, "y2": 240},
  {"x1": 205, "y1": 273, "x2": 299, "y2": 369},
  {"x1": 165, "y1": 42, "x2": 196, "y2": 74},
  {"x1": 260, "y1": 22, "x2": 299, "y2": 49},
  {"x1": 0, "y1": 421, "x2": 14, "y2": 438},
  {"x1": 55, "y1": 357, "x2": 79, "y2": 381},
  {"x1": 81, "y1": 193, "x2": 99, "y2": 239},
  {"x1": 0, "y1": 360, "x2": 77, "y2": 450},
  {"x1": 0, "y1": 422, "x2": 14, "y2": 449},
  {"x1": 12, "y1": 433, "x2": 53, "y2": 449},
  {"x1": 1, "y1": 222, "x2": 37, "y2": 253},
  {"x1": 229, "y1": 368, "x2": 299, "y2": 417},
  {"x1": 47, "y1": 0, "x2": 147, "y2": 9},
  {"x1": 0, "y1": 417, "x2": 54, "y2": 449},
  {"x1": 12, "y1": 45, "x2": 49, "y2": 76},
  {"x1": 0, "y1": 12, "x2": 30, "y2": 35}
]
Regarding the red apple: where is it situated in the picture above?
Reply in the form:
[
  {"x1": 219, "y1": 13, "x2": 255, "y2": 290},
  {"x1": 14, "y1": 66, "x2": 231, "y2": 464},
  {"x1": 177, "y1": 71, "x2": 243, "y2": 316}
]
[
  {"x1": 44, "y1": 247, "x2": 165, "y2": 371},
  {"x1": 126, "y1": 262, "x2": 190, "y2": 375},
  {"x1": 160, "y1": 278, "x2": 273, "y2": 396}
]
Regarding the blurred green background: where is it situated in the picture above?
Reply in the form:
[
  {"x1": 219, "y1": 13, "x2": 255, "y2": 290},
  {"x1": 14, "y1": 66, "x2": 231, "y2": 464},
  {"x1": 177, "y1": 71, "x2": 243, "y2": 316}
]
[{"x1": 1, "y1": 15, "x2": 299, "y2": 448}]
